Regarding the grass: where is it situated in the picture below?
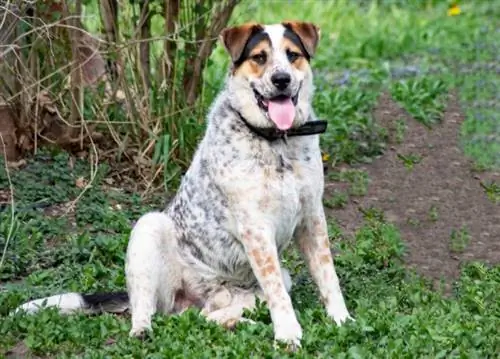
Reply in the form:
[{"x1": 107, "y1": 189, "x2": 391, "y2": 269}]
[{"x1": 1, "y1": 0, "x2": 500, "y2": 357}]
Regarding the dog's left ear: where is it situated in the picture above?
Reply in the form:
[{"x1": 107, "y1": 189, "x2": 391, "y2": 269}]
[
  {"x1": 282, "y1": 21, "x2": 321, "y2": 58},
  {"x1": 220, "y1": 22, "x2": 264, "y2": 63}
]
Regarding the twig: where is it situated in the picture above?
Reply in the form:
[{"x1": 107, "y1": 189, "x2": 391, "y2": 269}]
[{"x1": 0, "y1": 133, "x2": 16, "y2": 269}]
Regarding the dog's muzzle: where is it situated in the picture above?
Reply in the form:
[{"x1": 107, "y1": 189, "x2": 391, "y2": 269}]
[
  {"x1": 251, "y1": 82, "x2": 301, "y2": 131},
  {"x1": 253, "y1": 89, "x2": 299, "y2": 112}
]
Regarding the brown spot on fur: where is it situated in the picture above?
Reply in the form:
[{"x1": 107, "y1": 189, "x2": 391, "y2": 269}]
[
  {"x1": 311, "y1": 218, "x2": 328, "y2": 238},
  {"x1": 262, "y1": 262, "x2": 278, "y2": 277},
  {"x1": 319, "y1": 253, "x2": 331, "y2": 265},
  {"x1": 261, "y1": 255, "x2": 278, "y2": 277},
  {"x1": 250, "y1": 249, "x2": 264, "y2": 267}
]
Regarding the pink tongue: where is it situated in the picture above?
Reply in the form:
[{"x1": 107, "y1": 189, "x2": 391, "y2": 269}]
[{"x1": 267, "y1": 98, "x2": 295, "y2": 130}]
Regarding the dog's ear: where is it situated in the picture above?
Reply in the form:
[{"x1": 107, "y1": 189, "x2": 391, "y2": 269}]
[
  {"x1": 220, "y1": 22, "x2": 264, "y2": 63},
  {"x1": 282, "y1": 21, "x2": 321, "y2": 58}
]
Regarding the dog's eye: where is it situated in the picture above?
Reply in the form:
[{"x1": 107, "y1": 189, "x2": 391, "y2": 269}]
[
  {"x1": 251, "y1": 52, "x2": 267, "y2": 65},
  {"x1": 286, "y1": 50, "x2": 301, "y2": 63}
]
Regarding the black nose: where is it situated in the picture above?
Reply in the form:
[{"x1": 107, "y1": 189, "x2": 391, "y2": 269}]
[{"x1": 271, "y1": 72, "x2": 291, "y2": 91}]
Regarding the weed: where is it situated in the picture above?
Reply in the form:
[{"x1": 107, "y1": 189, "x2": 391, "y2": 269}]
[
  {"x1": 359, "y1": 206, "x2": 385, "y2": 224},
  {"x1": 397, "y1": 152, "x2": 423, "y2": 170},
  {"x1": 331, "y1": 169, "x2": 370, "y2": 197},
  {"x1": 324, "y1": 191, "x2": 349, "y2": 209},
  {"x1": 407, "y1": 217, "x2": 421, "y2": 227},
  {"x1": 429, "y1": 205, "x2": 439, "y2": 222},
  {"x1": 449, "y1": 226, "x2": 471, "y2": 253},
  {"x1": 395, "y1": 118, "x2": 407, "y2": 143},
  {"x1": 480, "y1": 181, "x2": 500, "y2": 204}
]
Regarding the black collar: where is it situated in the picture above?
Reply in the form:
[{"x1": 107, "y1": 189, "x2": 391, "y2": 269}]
[{"x1": 234, "y1": 110, "x2": 328, "y2": 142}]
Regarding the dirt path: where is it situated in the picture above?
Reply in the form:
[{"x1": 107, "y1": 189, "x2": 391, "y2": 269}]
[{"x1": 326, "y1": 92, "x2": 500, "y2": 290}]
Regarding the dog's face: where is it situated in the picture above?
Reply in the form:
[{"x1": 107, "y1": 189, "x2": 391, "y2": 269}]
[{"x1": 220, "y1": 21, "x2": 320, "y2": 130}]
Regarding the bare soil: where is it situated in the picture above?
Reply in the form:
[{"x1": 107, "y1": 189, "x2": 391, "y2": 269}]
[{"x1": 326, "y1": 92, "x2": 500, "y2": 290}]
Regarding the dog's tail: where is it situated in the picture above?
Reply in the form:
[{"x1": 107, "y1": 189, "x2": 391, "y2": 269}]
[
  {"x1": 14, "y1": 211, "x2": 174, "y2": 317},
  {"x1": 14, "y1": 291, "x2": 130, "y2": 315}
]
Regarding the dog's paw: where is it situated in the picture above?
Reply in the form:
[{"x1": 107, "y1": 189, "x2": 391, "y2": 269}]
[
  {"x1": 273, "y1": 317, "x2": 303, "y2": 352},
  {"x1": 273, "y1": 338, "x2": 301, "y2": 353},
  {"x1": 129, "y1": 326, "x2": 152, "y2": 339},
  {"x1": 328, "y1": 307, "x2": 355, "y2": 326}
]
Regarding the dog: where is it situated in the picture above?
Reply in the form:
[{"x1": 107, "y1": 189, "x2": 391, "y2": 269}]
[{"x1": 15, "y1": 20, "x2": 353, "y2": 349}]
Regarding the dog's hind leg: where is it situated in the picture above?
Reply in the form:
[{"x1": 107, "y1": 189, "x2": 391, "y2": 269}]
[
  {"x1": 201, "y1": 268, "x2": 292, "y2": 329},
  {"x1": 202, "y1": 289, "x2": 259, "y2": 329},
  {"x1": 125, "y1": 212, "x2": 182, "y2": 337}
]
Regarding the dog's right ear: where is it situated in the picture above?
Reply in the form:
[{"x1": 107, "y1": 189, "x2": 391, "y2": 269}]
[{"x1": 219, "y1": 23, "x2": 264, "y2": 63}]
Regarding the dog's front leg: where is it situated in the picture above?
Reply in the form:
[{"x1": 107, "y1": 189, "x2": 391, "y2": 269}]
[
  {"x1": 240, "y1": 225, "x2": 303, "y2": 349},
  {"x1": 296, "y1": 208, "x2": 353, "y2": 325}
]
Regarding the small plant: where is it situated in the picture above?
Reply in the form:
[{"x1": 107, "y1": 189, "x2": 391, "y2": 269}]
[
  {"x1": 407, "y1": 217, "x2": 421, "y2": 227},
  {"x1": 449, "y1": 226, "x2": 471, "y2": 253},
  {"x1": 359, "y1": 206, "x2": 385, "y2": 223},
  {"x1": 428, "y1": 205, "x2": 439, "y2": 222},
  {"x1": 395, "y1": 118, "x2": 407, "y2": 143},
  {"x1": 351, "y1": 220, "x2": 405, "y2": 268},
  {"x1": 480, "y1": 181, "x2": 500, "y2": 204},
  {"x1": 338, "y1": 169, "x2": 370, "y2": 196},
  {"x1": 323, "y1": 191, "x2": 349, "y2": 209},
  {"x1": 397, "y1": 153, "x2": 422, "y2": 170}
]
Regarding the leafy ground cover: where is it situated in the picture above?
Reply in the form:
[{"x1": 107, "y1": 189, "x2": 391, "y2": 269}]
[{"x1": 1, "y1": 0, "x2": 499, "y2": 357}]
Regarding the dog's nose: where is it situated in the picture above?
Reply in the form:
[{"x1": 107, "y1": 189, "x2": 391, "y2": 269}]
[{"x1": 271, "y1": 72, "x2": 291, "y2": 91}]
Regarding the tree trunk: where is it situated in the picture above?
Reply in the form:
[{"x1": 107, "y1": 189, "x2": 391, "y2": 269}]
[
  {"x1": 99, "y1": 0, "x2": 120, "y2": 81},
  {"x1": 138, "y1": 0, "x2": 151, "y2": 90}
]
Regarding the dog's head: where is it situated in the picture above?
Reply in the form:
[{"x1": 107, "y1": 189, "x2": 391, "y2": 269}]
[{"x1": 220, "y1": 21, "x2": 320, "y2": 130}]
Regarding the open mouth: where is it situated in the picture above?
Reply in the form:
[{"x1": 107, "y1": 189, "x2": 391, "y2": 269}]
[{"x1": 253, "y1": 90, "x2": 299, "y2": 131}]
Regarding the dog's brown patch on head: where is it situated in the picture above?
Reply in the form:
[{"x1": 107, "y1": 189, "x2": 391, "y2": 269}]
[
  {"x1": 234, "y1": 40, "x2": 271, "y2": 77},
  {"x1": 220, "y1": 22, "x2": 263, "y2": 62},
  {"x1": 281, "y1": 37, "x2": 310, "y2": 72},
  {"x1": 220, "y1": 22, "x2": 271, "y2": 77},
  {"x1": 282, "y1": 21, "x2": 321, "y2": 58}
]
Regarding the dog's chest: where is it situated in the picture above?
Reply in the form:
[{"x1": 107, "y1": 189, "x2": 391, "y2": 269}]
[
  {"x1": 271, "y1": 171, "x2": 303, "y2": 249},
  {"x1": 266, "y1": 154, "x2": 320, "y2": 243},
  {"x1": 217, "y1": 140, "x2": 323, "y2": 244}
]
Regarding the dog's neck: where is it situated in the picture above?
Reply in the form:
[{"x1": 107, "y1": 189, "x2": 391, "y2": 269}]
[
  {"x1": 233, "y1": 108, "x2": 328, "y2": 143},
  {"x1": 214, "y1": 81, "x2": 325, "y2": 143}
]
